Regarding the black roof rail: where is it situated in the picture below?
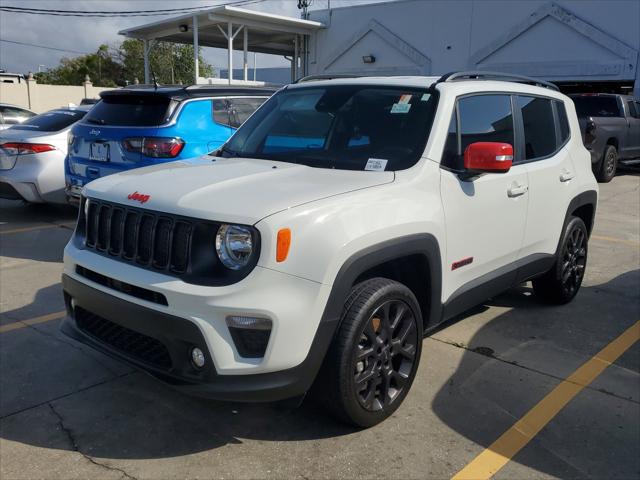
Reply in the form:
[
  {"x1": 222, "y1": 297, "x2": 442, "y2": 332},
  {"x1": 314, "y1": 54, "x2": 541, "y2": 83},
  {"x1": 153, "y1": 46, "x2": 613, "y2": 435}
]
[
  {"x1": 437, "y1": 71, "x2": 559, "y2": 91},
  {"x1": 294, "y1": 73, "x2": 364, "y2": 84}
]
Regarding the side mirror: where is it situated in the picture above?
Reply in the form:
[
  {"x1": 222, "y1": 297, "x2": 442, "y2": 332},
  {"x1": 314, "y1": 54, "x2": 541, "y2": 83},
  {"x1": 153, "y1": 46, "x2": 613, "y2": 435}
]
[{"x1": 463, "y1": 142, "x2": 513, "y2": 174}]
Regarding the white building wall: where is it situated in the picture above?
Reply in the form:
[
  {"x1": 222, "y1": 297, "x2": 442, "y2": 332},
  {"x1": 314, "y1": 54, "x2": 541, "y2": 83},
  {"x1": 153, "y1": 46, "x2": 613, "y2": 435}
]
[{"x1": 308, "y1": 0, "x2": 640, "y2": 95}]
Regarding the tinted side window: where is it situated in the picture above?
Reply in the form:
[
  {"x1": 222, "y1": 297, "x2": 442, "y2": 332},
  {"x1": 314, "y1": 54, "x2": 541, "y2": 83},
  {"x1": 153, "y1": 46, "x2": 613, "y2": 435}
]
[
  {"x1": 555, "y1": 100, "x2": 570, "y2": 145},
  {"x1": 212, "y1": 99, "x2": 231, "y2": 127},
  {"x1": 228, "y1": 98, "x2": 267, "y2": 128},
  {"x1": 441, "y1": 109, "x2": 459, "y2": 168},
  {"x1": 628, "y1": 101, "x2": 640, "y2": 119},
  {"x1": 518, "y1": 96, "x2": 556, "y2": 160}
]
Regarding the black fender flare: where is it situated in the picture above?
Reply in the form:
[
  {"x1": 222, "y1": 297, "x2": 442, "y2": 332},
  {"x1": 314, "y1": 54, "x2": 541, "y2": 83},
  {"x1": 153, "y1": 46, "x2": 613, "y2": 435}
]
[
  {"x1": 320, "y1": 233, "x2": 443, "y2": 329},
  {"x1": 558, "y1": 190, "x2": 598, "y2": 255}
]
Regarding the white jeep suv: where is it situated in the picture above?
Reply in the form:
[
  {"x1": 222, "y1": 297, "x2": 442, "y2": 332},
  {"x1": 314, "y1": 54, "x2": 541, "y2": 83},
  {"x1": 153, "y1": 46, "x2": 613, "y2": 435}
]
[{"x1": 62, "y1": 72, "x2": 598, "y2": 427}]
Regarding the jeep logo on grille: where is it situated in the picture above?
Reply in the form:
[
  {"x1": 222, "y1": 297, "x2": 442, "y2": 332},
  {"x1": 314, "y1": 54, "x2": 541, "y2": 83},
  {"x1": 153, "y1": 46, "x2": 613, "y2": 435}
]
[
  {"x1": 127, "y1": 191, "x2": 150, "y2": 204},
  {"x1": 89, "y1": 129, "x2": 100, "y2": 136}
]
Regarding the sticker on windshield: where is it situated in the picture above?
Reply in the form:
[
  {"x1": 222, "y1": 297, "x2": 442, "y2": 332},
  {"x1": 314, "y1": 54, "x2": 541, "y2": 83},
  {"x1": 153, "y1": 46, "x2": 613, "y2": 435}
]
[
  {"x1": 365, "y1": 158, "x2": 388, "y2": 171},
  {"x1": 398, "y1": 94, "x2": 412, "y2": 104},
  {"x1": 421, "y1": 93, "x2": 431, "y2": 101},
  {"x1": 391, "y1": 103, "x2": 411, "y2": 114}
]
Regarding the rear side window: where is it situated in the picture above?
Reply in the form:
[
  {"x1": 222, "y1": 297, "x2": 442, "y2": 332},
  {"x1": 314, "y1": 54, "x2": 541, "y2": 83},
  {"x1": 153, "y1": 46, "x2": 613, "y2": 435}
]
[
  {"x1": 442, "y1": 94, "x2": 514, "y2": 170},
  {"x1": 518, "y1": 96, "x2": 556, "y2": 160},
  {"x1": 628, "y1": 101, "x2": 640, "y2": 119},
  {"x1": 572, "y1": 96, "x2": 621, "y2": 117},
  {"x1": 555, "y1": 101, "x2": 570, "y2": 144},
  {"x1": 212, "y1": 97, "x2": 267, "y2": 129},
  {"x1": 84, "y1": 95, "x2": 174, "y2": 126},
  {"x1": 10, "y1": 110, "x2": 86, "y2": 132}
]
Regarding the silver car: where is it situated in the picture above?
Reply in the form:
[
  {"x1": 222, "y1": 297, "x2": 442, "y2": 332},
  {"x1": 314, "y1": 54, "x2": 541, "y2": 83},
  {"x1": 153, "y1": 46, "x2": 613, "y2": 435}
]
[
  {"x1": 0, "y1": 103, "x2": 36, "y2": 130},
  {"x1": 0, "y1": 107, "x2": 90, "y2": 204}
]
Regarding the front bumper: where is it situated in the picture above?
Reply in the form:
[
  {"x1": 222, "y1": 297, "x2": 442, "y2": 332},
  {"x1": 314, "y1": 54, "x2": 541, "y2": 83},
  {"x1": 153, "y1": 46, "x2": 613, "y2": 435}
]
[
  {"x1": 62, "y1": 274, "x2": 337, "y2": 401},
  {"x1": 0, "y1": 151, "x2": 66, "y2": 203}
]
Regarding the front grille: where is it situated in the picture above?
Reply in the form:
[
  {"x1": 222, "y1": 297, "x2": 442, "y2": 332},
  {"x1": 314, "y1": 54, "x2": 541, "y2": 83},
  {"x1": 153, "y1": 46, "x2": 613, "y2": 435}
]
[
  {"x1": 84, "y1": 199, "x2": 194, "y2": 274},
  {"x1": 75, "y1": 307, "x2": 172, "y2": 370}
]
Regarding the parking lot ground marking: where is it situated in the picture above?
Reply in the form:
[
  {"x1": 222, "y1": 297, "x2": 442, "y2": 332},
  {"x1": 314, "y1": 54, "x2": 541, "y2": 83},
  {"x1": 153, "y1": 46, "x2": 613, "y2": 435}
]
[
  {"x1": 591, "y1": 234, "x2": 640, "y2": 247},
  {"x1": 0, "y1": 311, "x2": 66, "y2": 334},
  {"x1": 0, "y1": 222, "x2": 75, "y2": 235},
  {"x1": 452, "y1": 320, "x2": 640, "y2": 480}
]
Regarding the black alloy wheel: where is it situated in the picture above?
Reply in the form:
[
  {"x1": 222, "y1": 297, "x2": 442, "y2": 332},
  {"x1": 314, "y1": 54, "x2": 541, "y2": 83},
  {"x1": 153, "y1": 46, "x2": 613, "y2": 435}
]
[
  {"x1": 353, "y1": 299, "x2": 418, "y2": 411},
  {"x1": 560, "y1": 224, "x2": 587, "y2": 298}
]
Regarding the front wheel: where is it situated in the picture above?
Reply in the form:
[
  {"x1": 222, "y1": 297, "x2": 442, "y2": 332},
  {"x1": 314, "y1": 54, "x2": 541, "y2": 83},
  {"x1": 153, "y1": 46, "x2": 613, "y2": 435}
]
[
  {"x1": 533, "y1": 216, "x2": 588, "y2": 304},
  {"x1": 316, "y1": 278, "x2": 423, "y2": 427}
]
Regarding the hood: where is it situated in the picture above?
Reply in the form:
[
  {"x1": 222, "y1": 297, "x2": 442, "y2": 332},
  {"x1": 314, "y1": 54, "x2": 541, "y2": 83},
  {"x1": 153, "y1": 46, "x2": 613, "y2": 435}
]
[{"x1": 84, "y1": 156, "x2": 394, "y2": 224}]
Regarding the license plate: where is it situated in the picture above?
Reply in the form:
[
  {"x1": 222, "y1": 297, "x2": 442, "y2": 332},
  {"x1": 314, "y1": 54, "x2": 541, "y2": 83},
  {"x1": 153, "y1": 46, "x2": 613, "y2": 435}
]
[{"x1": 89, "y1": 142, "x2": 109, "y2": 162}]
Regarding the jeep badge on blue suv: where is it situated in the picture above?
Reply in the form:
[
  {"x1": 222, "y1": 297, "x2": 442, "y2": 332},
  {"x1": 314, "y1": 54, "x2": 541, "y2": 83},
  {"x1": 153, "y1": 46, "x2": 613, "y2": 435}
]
[{"x1": 65, "y1": 84, "x2": 275, "y2": 203}]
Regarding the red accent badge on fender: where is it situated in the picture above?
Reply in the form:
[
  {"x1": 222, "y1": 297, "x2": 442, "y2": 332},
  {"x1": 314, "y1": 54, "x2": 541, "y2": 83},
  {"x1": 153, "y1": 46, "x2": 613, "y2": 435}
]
[
  {"x1": 452, "y1": 257, "x2": 473, "y2": 270},
  {"x1": 127, "y1": 191, "x2": 150, "y2": 204}
]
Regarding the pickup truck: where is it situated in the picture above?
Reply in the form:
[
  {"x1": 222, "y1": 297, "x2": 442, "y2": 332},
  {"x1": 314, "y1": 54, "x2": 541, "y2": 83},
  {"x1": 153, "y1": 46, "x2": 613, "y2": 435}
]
[{"x1": 570, "y1": 93, "x2": 640, "y2": 182}]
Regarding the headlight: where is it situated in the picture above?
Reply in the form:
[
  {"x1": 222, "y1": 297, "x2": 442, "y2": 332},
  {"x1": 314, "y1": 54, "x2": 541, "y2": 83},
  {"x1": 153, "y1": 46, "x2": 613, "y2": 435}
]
[{"x1": 215, "y1": 224, "x2": 254, "y2": 270}]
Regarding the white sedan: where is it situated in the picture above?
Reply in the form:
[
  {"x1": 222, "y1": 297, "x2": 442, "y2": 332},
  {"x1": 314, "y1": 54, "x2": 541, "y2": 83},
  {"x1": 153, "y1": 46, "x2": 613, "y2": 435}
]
[{"x1": 0, "y1": 106, "x2": 90, "y2": 204}]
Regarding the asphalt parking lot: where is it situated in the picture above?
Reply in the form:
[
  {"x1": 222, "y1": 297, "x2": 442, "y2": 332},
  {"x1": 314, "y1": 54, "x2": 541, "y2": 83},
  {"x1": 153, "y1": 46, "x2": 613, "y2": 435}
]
[{"x1": 0, "y1": 173, "x2": 638, "y2": 480}]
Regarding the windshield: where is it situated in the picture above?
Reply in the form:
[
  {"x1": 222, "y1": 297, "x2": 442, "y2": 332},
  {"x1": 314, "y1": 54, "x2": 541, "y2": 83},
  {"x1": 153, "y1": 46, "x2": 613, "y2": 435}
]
[
  {"x1": 10, "y1": 110, "x2": 86, "y2": 132},
  {"x1": 84, "y1": 95, "x2": 174, "y2": 126},
  {"x1": 572, "y1": 96, "x2": 621, "y2": 118},
  {"x1": 220, "y1": 85, "x2": 438, "y2": 171}
]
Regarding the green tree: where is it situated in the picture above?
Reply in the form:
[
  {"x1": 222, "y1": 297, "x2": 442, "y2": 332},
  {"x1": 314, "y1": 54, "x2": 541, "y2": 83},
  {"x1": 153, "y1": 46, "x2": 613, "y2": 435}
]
[
  {"x1": 34, "y1": 40, "x2": 215, "y2": 86},
  {"x1": 117, "y1": 39, "x2": 215, "y2": 85},
  {"x1": 34, "y1": 44, "x2": 121, "y2": 87}
]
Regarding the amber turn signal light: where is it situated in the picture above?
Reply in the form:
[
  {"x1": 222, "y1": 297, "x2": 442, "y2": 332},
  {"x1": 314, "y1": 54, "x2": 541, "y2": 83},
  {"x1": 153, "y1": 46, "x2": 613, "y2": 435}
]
[{"x1": 276, "y1": 228, "x2": 291, "y2": 263}]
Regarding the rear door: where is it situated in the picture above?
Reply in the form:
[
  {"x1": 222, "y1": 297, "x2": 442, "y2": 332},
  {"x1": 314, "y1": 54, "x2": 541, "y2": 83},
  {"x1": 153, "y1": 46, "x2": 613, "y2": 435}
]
[
  {"x1": 518, "y1": 96, "x2": 575, "y2": 261},
  {"x1": 440, "y1": 93, "x2": 529, "y2": 301}
]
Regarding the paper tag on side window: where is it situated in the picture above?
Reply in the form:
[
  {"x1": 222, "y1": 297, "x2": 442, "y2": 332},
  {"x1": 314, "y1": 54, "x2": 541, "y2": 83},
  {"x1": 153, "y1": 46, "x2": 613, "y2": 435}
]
[
  {"x1": 391, "y1": 103, "x2": 411, "y2": 114},
  {"x1": 398, "y1": 94, "x2": 412, "y2": 104},
  {"x1": 365, "y1": 158, "x2": 388, "y2": 171}
]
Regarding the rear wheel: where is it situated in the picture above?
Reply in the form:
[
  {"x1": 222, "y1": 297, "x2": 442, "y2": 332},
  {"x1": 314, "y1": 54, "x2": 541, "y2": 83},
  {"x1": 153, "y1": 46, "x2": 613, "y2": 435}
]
[
  {"x1": 533, "y1": 216, "x2": 588, "y2": 304},
  {"x1": 316, "y1": 278, "x2": 423, "y2": 427},
  {"x1": 597, "y1": 145, "x2": 617, "y2": 183}
]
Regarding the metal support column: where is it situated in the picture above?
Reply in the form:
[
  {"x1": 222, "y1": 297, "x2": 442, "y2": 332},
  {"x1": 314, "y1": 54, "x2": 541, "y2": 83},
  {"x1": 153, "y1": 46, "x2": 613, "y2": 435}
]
[
  {"x1": 243, "y1": 27, "x2": 249, "y2": 81},
  {"x1": 228, "y1": 22, "x2": 233, "y2": 84},
  {"x1": 143, "y1": 39, "x2": 150, "y2": 84},
  {"x1": 293, "y1": 35, "x2": 299, "y2": 81},
  {"x1": 193, "y1": 15, "x2": 199, "y2": 84}
]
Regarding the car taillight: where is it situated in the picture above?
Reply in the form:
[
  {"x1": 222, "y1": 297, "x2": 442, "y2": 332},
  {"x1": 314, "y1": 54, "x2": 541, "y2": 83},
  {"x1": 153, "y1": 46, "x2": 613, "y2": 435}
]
[
  {"x1": 0, "y1": 142, "x2": 56, "y2": 155},
  {"x1": 121, "y1": 137, "x2": 184, "y2": 158}
]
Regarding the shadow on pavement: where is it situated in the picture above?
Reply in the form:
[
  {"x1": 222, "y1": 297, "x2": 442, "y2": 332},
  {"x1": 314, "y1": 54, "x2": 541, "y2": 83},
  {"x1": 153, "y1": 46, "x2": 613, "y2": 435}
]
[
  {"x1": 0, "y1": 272, "x2": 637, "y2": 469},
  {"x1": 432, "y1": 270, "x2": 640, "y2": 479}
]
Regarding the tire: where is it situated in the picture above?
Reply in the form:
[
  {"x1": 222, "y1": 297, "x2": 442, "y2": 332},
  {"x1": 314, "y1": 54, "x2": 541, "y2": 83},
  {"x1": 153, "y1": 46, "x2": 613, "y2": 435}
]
[
  {"x1": 596, "y1": 145, "x2": 617, "y2": 183},
  {"x1": 533, "y1": 216, "x2": 588, "y2": 304},
  {"x1": 316, "y1": 277, "x2": 423, "y2": 427}
]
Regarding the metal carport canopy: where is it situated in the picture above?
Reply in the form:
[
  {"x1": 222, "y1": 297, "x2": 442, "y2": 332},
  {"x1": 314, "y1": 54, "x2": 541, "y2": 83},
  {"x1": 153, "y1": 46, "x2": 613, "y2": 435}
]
[{"x1": 118, "y1": 5, "x2": 325, "y2": 84}]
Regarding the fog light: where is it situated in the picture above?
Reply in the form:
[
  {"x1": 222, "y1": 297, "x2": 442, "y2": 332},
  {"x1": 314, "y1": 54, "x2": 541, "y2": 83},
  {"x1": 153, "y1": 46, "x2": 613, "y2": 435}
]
[
  {"x1": 191, "y1": 347, "x2": 206, "y2": 368},
  {"x1": 226, "y1": 316, "x2": 272, "y2": 358}
]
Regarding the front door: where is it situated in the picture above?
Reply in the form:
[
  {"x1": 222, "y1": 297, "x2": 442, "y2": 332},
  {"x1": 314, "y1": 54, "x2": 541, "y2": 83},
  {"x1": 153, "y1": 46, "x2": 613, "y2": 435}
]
[{"x1": 440, "y1": 94, "x2": 529, "y2": 302}]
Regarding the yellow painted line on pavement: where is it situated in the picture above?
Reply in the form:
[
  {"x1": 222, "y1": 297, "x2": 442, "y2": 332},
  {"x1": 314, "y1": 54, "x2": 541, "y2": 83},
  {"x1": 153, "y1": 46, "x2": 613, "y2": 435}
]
[
  {"x1": 0, "y1": 311, "x2": 66, "y2": 334},
  {"x1": 0, "y1": 222, "x2": 75, "y2": 235},
  {"x1": 591, "y1": 234, "x2": 639, "y2": 247},
  {"x1": 452, "y1": 320, "x2": 640, "y2": 480}
]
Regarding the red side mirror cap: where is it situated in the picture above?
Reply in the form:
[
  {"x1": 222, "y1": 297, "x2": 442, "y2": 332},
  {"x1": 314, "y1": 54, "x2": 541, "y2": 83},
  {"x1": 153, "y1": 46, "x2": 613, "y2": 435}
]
[{"x1": 463, "y1": 142, "x2": 513, "y2": 173}]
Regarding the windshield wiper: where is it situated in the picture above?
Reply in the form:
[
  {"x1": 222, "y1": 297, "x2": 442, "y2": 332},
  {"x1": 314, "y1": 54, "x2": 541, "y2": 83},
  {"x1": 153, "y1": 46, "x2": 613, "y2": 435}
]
[{"x1": 214, "y1": 145, "x2": 241, "y2": 158}]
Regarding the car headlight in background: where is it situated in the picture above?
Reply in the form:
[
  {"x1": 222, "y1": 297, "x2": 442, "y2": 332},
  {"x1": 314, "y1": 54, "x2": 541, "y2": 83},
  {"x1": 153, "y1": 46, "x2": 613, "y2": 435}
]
[{"x1": 215, "y1": 224, "x2": 254, "y2": 270}]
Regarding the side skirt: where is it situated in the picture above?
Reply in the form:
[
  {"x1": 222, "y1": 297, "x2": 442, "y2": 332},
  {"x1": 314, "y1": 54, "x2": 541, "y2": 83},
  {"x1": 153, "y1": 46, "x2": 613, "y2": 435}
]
[{"x1": 440, "y1": 253, "x2": 555, "y2": 323}]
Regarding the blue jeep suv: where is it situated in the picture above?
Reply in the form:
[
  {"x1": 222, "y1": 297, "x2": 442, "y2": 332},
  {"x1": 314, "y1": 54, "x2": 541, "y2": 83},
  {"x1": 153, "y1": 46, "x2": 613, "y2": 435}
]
[{"x1": 65, "y1": 85, "x2": 275, "y2": 202}]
